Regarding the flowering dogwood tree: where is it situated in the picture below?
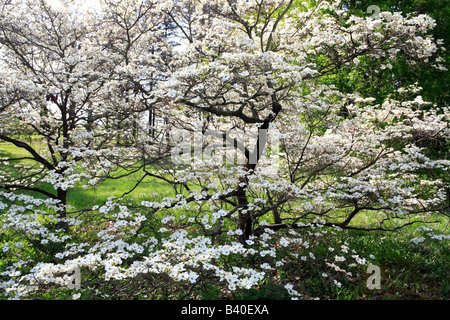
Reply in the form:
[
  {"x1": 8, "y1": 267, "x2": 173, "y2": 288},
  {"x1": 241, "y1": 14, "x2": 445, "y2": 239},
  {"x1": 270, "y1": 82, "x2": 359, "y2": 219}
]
[
  {"x1": 159, "y1": 0, "x2": 449, "y2": 237},
  {"x1": 0, "y1": 0, "x2": 175, "y2": 297},
  {"x1": 0, "y1": 0, "x2": 448, "y2": 300},
  {"x1": 0, "y1": 0, "x2": 172, "y2": 229}
]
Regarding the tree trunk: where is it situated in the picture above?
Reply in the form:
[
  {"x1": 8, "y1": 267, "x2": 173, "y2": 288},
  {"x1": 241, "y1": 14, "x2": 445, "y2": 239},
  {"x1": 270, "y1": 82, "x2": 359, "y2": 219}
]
[
  {"x1": 149, "y1": 108, "x2": 155, "y2": 138},
  {"x1": 87, "y1": 108, "x2": 94, "y2": 132},
  {"x1": 237, "y1": 179, "x2": 252, "y2": 242},
  {"x1": 273, "y1": 206, "x2": 282, "y2": 224},
  {"x1": 56, "y1": 188, "x2": 69, "y2": 233},
  {"x1": 236, "y1": 97, "x2": 281, "y2": 240},
  {"x1": 237, "y1": 128, "x2": 269, "y2": 241},
  {"x1": 58, "y1": 95, "x2": 70, "y2": 233}
]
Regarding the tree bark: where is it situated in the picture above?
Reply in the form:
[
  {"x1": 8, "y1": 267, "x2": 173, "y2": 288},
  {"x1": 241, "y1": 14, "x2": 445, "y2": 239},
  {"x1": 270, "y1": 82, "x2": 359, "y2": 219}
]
[
  {"x1": 236, "y1": 179, "x2": 252, "y2": 242},
  {"x1": 236, "y1": 99, "x2": 282, "y2": 241},
  {"x1": 56, "y1": 188, "x2": 69, "y2": 233}
]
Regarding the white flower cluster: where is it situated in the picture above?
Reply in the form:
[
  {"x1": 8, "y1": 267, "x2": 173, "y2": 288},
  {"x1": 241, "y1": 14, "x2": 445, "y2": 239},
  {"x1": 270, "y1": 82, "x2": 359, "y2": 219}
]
[{"x1": 411, "y1": 226, "x2": 450, "y2": 244}]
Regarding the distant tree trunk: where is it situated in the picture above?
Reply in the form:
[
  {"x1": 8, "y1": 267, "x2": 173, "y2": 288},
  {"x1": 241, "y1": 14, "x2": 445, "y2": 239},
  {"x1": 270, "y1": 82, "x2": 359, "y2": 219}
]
[
  {"x1": 132, "y1": 115, "x2": 138, "y2": 141},
  {"x1": 149, "y1": 108, "x2": 155, "y2": 138},
  {"x1": 87, "y1": 108, "x2": 94, "y2": 132},
  {"x1": 272, "y1": 204, "x2": 282, "y2": 224}
]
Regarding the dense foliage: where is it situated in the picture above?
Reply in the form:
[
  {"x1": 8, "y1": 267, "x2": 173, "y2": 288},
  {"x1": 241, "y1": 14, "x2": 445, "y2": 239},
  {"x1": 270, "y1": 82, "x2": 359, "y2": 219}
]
[{"x1": 0, "y1": 0, "x2": 448, "y2": 300}]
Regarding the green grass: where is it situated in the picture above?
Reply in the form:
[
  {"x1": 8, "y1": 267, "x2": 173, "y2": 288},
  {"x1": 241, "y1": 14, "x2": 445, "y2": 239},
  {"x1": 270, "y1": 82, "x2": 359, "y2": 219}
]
[
  {"x1": 69, "y1": 172, "x2": 175, "y2": 209},
  {"x1": 0, "y1": 141, "x2": 175, "y2": 208}
]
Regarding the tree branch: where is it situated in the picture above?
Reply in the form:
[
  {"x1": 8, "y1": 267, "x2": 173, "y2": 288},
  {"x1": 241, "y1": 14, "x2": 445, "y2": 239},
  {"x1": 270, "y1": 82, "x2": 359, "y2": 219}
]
[{"x1": 0, "y1": 134, "x2": 55, "y2": 171}]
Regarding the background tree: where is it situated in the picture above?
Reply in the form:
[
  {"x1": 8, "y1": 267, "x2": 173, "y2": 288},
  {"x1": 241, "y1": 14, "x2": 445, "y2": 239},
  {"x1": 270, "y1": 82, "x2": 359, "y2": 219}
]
[
  {"x1": 337, "y1": 0, "x2": 449, "y2": 109},
  {"x1": 0, "y1": 0, "x2": 170, "y2": 234}
]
